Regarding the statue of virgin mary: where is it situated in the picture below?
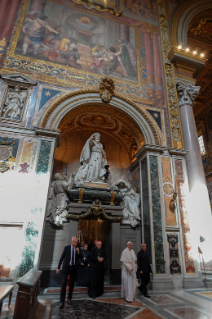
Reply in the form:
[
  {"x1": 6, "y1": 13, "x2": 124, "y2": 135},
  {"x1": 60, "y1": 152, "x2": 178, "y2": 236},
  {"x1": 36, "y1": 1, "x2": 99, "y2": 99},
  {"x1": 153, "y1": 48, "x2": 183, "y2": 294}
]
[{"x1": 74, "y1": 133, "x2": 108, "y2": 185}]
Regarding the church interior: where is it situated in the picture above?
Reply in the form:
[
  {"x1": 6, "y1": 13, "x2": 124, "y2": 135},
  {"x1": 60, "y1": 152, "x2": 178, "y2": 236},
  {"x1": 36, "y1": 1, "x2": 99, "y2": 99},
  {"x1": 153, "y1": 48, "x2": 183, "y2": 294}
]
[{"x1": 0, "y1": 0, "x2": 212, "y2": 318}]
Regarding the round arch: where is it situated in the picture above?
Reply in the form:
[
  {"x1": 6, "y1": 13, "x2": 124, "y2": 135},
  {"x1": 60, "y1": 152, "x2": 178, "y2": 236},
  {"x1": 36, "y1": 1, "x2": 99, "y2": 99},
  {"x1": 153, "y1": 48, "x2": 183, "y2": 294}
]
[
  {"x1": 39, "y1": 90, "x2": 162, "y2": 146},
  {"x1": 171, "y1": 0, "x2": 212, "y2": 47}
]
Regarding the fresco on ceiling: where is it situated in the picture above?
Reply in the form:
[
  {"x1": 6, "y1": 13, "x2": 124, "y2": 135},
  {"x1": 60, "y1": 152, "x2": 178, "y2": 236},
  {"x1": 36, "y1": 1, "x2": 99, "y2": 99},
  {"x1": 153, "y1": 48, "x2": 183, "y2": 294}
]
[
  {"x1": 1, "y1": 0, "x2": 164, "y2": 105},
  {"x1": 124, "y1": 0, "x2": 157, "y2": 21},
  {"x1": 189, "y1": 20, "x2": 212, "y2": 41}
]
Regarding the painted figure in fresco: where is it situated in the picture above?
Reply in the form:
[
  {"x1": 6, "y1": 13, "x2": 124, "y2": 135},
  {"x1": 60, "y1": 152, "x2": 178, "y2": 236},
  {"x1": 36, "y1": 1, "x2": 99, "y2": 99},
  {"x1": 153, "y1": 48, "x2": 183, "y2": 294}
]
[
  {"x1": 109, "y1": 179, "x2": 141, "y2": 227},
  {"x1": 47, "y1": 172, "x2": 73, "y2": 227},
  {"x1": 116, "y1": 39, "x2": 137, "y2": 79},
  {"x1": 59, "y1": 40, "x2": 82, "y2": 69},
  {"x1": 22, "y1": 15, "x2": 59, "y2": 54},
  {"x1": 2, "y1": 85, "x2": 27, "y2": 119},
  {"x1": 75, "y1": 133, "x2": 108, "y2": 185}
]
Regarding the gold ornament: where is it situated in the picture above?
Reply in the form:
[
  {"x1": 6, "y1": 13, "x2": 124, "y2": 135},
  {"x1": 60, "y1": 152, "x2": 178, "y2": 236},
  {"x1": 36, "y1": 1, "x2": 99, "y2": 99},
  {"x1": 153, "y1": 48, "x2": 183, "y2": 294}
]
[{"x1": 99, "y1": 77, "x2": 115, "y2": 103}]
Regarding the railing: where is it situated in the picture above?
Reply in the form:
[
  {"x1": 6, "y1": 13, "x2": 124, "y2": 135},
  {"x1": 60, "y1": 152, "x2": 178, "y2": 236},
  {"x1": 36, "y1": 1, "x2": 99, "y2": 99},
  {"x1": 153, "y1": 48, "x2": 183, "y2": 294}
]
[{"x1": 13, "y1": 269, "x2": 42, "y2": 319}]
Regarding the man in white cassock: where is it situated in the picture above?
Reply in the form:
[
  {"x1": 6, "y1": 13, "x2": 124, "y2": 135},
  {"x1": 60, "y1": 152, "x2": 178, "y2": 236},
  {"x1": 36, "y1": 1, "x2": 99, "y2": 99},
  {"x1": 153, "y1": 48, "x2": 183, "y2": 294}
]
[{"x1": 120, "y1": 241, "x2": 137, "y2": 302}]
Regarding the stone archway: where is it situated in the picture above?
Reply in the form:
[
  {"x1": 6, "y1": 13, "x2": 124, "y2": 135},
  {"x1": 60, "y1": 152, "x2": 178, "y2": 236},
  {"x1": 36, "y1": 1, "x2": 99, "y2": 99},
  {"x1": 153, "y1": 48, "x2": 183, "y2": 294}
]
[
  {"x1": 171, "y1": 0, "x2": 212, "y2": 47},
  {"x1": 39, "y1": 90, "x2": 162, "y2": 148}
]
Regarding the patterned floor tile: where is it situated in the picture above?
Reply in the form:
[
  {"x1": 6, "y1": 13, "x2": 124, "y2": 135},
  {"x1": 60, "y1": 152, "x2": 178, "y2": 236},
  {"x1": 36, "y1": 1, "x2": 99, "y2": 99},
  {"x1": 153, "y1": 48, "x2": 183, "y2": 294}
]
[
  {"x1": 149, "y1": 294, "x2": 182, "y2": 305},
  {"x1": 165, "y1": 306, "x2": 211, "y2": 319},
  {"x1": 50, "y1": 300, "x2": 140, "y2": 319}
]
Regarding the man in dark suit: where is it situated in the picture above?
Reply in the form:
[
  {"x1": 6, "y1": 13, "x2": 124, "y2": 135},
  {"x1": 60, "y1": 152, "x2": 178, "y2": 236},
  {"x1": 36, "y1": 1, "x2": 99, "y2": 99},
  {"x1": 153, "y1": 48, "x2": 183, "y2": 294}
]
[
  {"x1": 56, "y1": 236, "x2": 80, "y2": 309},
  {"x1": 137, "y1": 243, "x2": 151, "y2": 298}
]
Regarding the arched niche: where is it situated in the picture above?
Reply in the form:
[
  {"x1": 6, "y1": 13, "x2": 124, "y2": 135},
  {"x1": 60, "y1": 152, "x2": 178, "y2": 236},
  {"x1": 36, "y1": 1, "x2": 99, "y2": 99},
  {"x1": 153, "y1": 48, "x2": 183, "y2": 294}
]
[
  {"x1": 171, "y1": 0, "x2": 212, "y2": 47},
  {"x1": 39, "y1": 90, "x2": 162, "y2": 182}
]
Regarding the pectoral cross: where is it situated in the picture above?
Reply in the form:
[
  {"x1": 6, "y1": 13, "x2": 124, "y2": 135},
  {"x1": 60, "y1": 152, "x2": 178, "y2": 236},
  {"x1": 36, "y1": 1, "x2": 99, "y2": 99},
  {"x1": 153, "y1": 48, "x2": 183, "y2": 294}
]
[{"x1": 83, "y1": 257, "x2": 86, "y2": 261}]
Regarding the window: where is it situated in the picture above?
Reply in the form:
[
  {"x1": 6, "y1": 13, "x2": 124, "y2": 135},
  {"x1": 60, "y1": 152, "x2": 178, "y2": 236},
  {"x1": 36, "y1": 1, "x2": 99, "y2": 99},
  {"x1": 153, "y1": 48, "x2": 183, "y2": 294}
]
[{"x1": 198, "y1": 135, "x2": 206, "y2": 155}]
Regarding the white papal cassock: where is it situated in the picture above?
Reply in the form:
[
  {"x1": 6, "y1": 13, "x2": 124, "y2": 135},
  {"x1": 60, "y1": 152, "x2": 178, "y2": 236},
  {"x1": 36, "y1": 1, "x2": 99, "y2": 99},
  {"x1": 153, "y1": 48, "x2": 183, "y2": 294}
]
[{"x1": 120, "y1": 247, "x2": 137, "y2": 302}]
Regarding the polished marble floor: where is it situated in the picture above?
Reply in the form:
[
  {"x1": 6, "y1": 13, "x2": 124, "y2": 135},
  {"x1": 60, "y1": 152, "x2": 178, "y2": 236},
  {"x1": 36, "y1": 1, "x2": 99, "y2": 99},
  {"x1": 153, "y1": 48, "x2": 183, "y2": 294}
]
[{"x1": 2, "y1": 287, "x2": 212, "y2": 318}]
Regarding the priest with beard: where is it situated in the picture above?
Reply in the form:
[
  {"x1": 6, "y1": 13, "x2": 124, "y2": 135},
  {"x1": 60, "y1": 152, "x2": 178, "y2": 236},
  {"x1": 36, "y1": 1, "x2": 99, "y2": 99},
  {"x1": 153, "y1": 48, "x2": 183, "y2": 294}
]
[{"x1": 88, "y1": 241, "x2": 107, "y2": 298}]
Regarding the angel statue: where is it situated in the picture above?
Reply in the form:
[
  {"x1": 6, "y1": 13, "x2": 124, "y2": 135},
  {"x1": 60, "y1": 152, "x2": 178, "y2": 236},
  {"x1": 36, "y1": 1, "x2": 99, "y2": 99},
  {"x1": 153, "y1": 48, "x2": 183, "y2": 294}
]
[
  {"x1": 3, "y1": 85, "x2": 27, "y2": 119},
  {"x1": 74, "y1": 132, "x2": 109, "y2": 185},
  {"x1": 109, "y1": 179, "x2": 141, "y2": 227},
  {"x1": 47, "y1": 172, "x2": 73, "y2": 227}
]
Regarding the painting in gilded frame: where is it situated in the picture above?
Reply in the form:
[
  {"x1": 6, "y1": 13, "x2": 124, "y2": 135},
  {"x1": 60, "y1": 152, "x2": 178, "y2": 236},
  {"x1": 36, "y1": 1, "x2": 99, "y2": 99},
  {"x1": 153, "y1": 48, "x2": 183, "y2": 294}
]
[{"x1": 1, "y1": 0, "x2": 164, "y2": 105}]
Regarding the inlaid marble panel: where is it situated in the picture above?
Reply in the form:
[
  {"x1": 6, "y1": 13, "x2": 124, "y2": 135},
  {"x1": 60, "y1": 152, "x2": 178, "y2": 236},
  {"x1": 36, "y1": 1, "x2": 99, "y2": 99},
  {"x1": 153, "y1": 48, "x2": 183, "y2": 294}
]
[
  {"x1": 161, "y1": 156, "x2": 177, "y2": 226},
  {"x1": 141, "y1": 157, "x2": 151, "y2": 262},
  {"x1": 149, "y1": 156, "x2": 165, "y2": 274},
  {"x1": 149, "y1": 294, "x2": 182, "y2": 305},
  {"x1": 167, "y1": 234, "x2": 181, "y2": 275},
  {"x1": 50, "y1": 300, "x2": 140, "y2": 319},
  {"x1": 174, "y1": 159, "x2": 195, "y2": 274},
  {"x1": 166, "y1": 306, "x2": 211, "y2": 319}
]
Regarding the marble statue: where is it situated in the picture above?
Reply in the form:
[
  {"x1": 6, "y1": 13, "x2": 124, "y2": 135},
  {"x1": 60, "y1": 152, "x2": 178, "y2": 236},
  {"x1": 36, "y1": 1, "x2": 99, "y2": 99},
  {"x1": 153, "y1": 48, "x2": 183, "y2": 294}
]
[
  {"x1": 2, "y1": 85, "x2": 27, "y2": 119},
  {"x1": 109, "y1": 179, "x2": 141, "y2": 227},
  {"x1": 47, "y1": 172, "x2": 73, "y2": 226},
  {"x1": 75, "y1": 132, "x2": 109, "y2": 185}
]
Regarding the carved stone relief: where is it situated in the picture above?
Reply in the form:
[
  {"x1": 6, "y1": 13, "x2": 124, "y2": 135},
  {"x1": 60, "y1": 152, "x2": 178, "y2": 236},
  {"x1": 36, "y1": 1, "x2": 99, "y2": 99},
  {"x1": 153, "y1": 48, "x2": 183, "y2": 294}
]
[{"x1": 0, "y1": 73, "x2": 37, "y2": 125}]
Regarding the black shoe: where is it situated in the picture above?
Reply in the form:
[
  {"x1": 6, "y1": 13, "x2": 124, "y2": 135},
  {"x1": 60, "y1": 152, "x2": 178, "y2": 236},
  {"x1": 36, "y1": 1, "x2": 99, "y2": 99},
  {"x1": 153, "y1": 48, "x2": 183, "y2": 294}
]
[
  {"x1": 144, "y1": 294, "x2": 151, "y2": 298},
  {"x1": 59, "y1": 303, "x2": 64, "y2": 309},
  {"x1": 92, "y1": 295, "x2": 96, "y2": 299},
  {"x1": 67, "y1": 299, "x2": 72, "y2": 305}
]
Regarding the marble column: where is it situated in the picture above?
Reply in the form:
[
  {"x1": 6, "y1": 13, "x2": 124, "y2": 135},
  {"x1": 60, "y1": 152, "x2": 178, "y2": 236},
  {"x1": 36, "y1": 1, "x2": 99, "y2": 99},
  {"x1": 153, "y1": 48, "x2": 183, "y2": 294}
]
[{"x1": 176, "y1": 81, "x2": 212, "y2": 263}]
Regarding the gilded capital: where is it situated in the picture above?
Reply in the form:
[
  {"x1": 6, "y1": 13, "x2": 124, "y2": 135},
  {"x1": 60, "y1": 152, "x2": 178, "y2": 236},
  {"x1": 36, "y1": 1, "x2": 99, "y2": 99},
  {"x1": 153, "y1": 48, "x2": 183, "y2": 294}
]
[{"x1": 176, "y1": 81, "x2": 200, "y2": 107}]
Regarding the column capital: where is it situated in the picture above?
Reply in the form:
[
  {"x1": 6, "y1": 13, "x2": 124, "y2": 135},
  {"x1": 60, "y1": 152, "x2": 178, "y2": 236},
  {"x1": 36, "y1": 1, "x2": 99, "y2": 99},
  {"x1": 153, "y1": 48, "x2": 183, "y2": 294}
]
[{"x1": 176, "y1": 81, "x2": 200, "y2": 107}]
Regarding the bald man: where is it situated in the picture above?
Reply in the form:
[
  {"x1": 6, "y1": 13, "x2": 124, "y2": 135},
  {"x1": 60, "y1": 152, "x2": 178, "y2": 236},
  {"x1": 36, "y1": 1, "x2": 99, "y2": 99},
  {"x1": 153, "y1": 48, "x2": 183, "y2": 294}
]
[
  {"x1": 137, "y1": 243, "x2": 151, "y2": 298},
  {"x1": 57, "y1": 237, "x2": 80, "y2": 309}
]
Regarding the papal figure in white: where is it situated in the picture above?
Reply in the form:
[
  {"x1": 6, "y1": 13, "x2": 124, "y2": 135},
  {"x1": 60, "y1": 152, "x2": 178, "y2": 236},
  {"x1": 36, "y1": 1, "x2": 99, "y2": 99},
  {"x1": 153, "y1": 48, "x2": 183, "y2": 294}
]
[{"x1": 75, "y1": 133, "x2": 108, "y2": 185}]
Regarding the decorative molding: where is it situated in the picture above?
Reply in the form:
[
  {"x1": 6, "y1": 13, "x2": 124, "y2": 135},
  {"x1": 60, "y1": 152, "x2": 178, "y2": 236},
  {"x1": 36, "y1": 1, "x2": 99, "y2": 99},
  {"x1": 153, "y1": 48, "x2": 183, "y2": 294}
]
[
  {"x1": 99, "y1": 77, "x2": 115, "y2": 103},
  {"x1": 39, "y1": 89, "x2": 162, "y2": 147},
  {"x1": 157, "y1": 0, "x2": 184, "y2": 149},
  {"x1": 0, "y1": 73, "x2": 37, "y2": 86},
  {"x1": 70, "y1": 0, "x2": 122, "y2": 16},
  {"x1": 34, "y1": 127, "x2": 61, "y2": 147}
]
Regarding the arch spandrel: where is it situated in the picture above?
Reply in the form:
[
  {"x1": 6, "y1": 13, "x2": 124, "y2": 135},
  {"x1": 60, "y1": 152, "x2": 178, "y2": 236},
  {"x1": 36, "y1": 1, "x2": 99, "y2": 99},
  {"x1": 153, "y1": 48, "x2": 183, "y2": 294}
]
[
  {"x1": 171, "y1": 0, "x2": 212, "y2": 47},
  {"x1": 39, "y1": 90, "x2": 163, "y2": 152}
]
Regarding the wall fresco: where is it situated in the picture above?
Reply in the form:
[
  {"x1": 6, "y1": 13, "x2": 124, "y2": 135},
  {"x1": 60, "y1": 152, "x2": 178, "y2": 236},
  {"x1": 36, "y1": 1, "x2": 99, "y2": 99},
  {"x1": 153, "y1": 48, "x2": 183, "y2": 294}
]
[
  {"x1": 174, "y1": 159, "x2": 196, "y2": 273},
  {"x1": 1, "y1": 0, "x2": 164, "y2": 105},
  {"x1": 124, "y1": 0, "x2": 157, "y2": 21}
]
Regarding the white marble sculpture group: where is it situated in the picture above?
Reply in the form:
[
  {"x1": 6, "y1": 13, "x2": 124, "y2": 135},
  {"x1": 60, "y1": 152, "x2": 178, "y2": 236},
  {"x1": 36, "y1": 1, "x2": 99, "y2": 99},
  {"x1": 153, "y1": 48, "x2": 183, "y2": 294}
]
[{"x1": 47, "y1": 133, "x2": 141, "y2": 227}]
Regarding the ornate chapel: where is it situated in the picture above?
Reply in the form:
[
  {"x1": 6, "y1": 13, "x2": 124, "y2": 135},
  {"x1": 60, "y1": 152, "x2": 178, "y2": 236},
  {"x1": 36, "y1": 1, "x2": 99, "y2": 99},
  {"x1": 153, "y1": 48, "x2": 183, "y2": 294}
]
[{"x1": 0, "y1": 0, "x2": 212, "y2": 318}]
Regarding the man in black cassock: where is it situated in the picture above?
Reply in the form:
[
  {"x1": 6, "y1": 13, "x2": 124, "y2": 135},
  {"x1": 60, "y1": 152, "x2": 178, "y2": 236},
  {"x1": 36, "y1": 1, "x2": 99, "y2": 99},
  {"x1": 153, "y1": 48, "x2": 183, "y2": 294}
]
[
  {"x1": 88, "y1": 241, "x2": 107, "y2": 298},
  {"x1": 77, "y1": 243, "x2": 91, "y2": 286},
  {"x1": 56, "y1": 236, "x2": 81, "y2": 309},
  {"x1": 137, "y1": 243, "x2": 151, "y2": 298}
]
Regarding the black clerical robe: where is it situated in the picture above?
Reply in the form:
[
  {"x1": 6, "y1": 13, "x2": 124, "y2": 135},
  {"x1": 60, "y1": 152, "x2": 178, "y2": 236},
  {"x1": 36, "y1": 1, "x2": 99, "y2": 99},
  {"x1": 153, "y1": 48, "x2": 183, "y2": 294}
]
[
  {"x1": 88, "y1": 246, "x2": 107, "y2": 298},
  {"x1": 77, "y1": 250, "x2": 91, "y2": 286}
]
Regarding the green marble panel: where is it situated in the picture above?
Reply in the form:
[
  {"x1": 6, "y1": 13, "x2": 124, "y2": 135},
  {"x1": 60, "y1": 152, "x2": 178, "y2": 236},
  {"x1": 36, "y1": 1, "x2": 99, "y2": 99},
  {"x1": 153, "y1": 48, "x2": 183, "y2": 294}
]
[
  {"x1": 141, "y1": 157, "x2": 152, "y2": 263},
  {"x1": 36, "y1": 141, "x2": 52, "y2": 174},
  {"x1": 149, "y1": 156, "x2": 165, "y2": 274}
]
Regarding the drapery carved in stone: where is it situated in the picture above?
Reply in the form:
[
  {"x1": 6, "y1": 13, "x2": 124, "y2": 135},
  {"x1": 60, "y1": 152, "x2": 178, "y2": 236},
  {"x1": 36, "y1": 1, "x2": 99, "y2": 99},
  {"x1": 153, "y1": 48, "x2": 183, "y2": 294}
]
[{"x1": 176, "y1": 81, "x2": 200, "y2": 108}]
